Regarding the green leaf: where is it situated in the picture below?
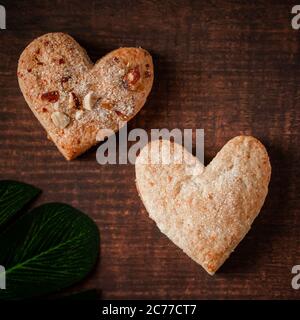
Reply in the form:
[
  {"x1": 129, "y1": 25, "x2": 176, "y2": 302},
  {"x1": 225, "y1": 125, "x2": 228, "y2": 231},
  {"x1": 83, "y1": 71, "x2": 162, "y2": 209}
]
[
  {"x1": 0, "y1": 180, "x2": 40, "y2": 228},
  {"x1": 0, "y1": 203, "x2": 100, "y2": 300}
]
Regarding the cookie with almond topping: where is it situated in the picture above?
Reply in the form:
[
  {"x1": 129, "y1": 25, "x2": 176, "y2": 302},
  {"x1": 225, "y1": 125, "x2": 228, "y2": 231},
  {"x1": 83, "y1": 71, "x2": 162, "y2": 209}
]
[{"x1": 18, "y1": 32, "x2": 154, "y2": 160}]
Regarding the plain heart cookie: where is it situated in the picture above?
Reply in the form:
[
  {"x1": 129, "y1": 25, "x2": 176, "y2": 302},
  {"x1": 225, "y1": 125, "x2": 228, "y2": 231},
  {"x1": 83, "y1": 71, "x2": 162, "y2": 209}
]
[
  {"x1": 135, "y1": 136, "x2": 271, "y2": 274},
  {"x1": 18, "y1": 33, "x2": 154, "y2": 160}
]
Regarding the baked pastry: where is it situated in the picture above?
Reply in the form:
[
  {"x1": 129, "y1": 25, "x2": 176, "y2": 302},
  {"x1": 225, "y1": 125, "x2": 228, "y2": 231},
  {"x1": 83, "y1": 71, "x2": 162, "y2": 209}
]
[
  {"x1": 18, "y1": 33, "x2": 154, "y2": 160},
  {"x1": 135, "y1": 136, "x2": 271, "y2": 274}
]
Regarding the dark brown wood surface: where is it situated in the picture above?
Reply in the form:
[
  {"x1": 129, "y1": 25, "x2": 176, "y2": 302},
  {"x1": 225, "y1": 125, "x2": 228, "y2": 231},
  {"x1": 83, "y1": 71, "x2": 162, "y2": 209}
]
[{"x1": 0, "y1": 0, "x2": 300, "y2": 299}]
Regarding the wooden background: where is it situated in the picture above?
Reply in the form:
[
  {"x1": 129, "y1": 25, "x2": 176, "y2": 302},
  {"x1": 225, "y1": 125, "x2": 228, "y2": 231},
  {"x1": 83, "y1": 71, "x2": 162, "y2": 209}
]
[{"x1": 0, "y1": 0, "x2": 300, "y2": 299}]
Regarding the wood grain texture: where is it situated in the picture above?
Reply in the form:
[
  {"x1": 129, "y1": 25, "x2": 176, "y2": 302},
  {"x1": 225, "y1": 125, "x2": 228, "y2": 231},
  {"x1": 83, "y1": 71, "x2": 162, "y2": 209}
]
[{"x1": 0, "y1": 0, "x2": 300, "y2": 299}]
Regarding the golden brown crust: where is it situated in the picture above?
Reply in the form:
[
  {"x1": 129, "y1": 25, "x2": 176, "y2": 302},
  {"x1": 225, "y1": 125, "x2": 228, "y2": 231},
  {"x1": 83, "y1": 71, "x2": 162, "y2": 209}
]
[
  {"x1": 18, "y1": 32, "x2": 154, "y2": 160},
  {"x1": 135, "y1": 136, "x2": 271, "y2": 274}
]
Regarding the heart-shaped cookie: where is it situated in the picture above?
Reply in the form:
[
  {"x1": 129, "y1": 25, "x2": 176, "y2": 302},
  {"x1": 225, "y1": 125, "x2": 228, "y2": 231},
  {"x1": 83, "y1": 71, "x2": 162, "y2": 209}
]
[
  {"x1": 18, "y1": 33, "x2": 154, "y2": 160},
  {"x1": 135, "y1": 136, "x2": 271, "y2": 274}
]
